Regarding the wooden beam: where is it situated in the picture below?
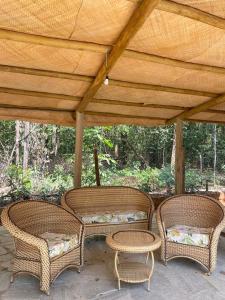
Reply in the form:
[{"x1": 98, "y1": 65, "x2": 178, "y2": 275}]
[
  {"x1": 124, "y1": 50, "x2": 225, "y2": 76},
  {"x1": 74, "y1": 112, "x2": 84, "y2": 188},
  {"x1": 0, "y1": 86, "x2": 216, "y2": 115},
  {"x1": 158, "y1": 0, "x2": 225, "y2": 31},
  {"x1": 76, "y1": 0, "x2": 160, "y2": 112},
  {"x1": 128, "y1": 0, "x2": 225, "y2": 31},
  {"x1": 1, "y1": 28, "x2": 225, "y2": 76},
  {"x1": 93, "y1": 98, "x2": 188, "y2": 110},
  {"x1": 85, "y1": 110, "x2": 166, "y2": 121},
  {"x1": 0, "y1": 29, "x2": 108, "y2": 53},
  {"x1": 0, "y1": 86, "x2": 81, "y2": 101},
  {"x1": 175, "y1": 119, "x2": 185, "y2": 194},
  {"x1": 5, "y1": 98, "x2": 225, "y2": 115},
  {"x1": 0, "y1": 64, "x2": 92, "y2": 82},
  {"x1": 110, "y1": 79, "x2": 215, "y2": 98},
  {"x1": 0, "y1": 106, "x2": 75, "y2": 126},
  {"x1": 0, "y1": 65, "x2": 216, "y2": 98},
  {"x1": 167, "y1": 94, "x2": 225, "y2": 124}
]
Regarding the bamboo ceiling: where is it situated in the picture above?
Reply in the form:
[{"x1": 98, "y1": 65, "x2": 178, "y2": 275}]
[{"x1": 0, "y1": 0, "x2": 225, "y2": 127}]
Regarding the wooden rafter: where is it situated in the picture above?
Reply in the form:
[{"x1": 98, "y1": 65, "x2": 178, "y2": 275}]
[
  {"x1": 76, "y1": 0, "x2": 160, "y2": 112},
  {"x1": 0, "y1": 65, "x2": 216, "y2": 98},
  {"x1": 0, "y1": 31, "x2": 225, "y2": 76},
  {"x1": 158, "y1": 0, "x2": 225, "y2": 31},
  {"x1": 167, "y1": 94, "x2": 225, "y2": 124},
  {"x1": 0, "y1": 86, "x2": 219, "y2": 113},
  {"x1": 124, "y1": 51, "x2": 225, "y2": 75},
  {"x1": 128, "y1": 0, "x2": 225, "y2": 30},
  {"x1": 109, "y1": 79, "x2": 215, "y2": 97},
  {"x1": 85, "y1": 111, "x2": 166, "y2": 121},
  {"x1": 2, "y1": 97, "x2": 225, "y2": 117}
]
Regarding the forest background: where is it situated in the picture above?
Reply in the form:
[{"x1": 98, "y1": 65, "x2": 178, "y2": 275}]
[{"x1": 0, "y1": 120, "x2": 223, "y2": 205}]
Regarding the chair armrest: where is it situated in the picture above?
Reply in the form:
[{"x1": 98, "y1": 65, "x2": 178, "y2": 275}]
[
  {"x1": 156, "y1": 208, "x2": 167, "y2": 241},
  {"x1": 1, "y1": 206, "x2": 48, "y2": 251}
]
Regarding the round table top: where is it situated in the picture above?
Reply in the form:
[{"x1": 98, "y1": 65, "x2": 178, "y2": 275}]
[{"x1": 106, "y1": 230, "x2": 161, "y2": 253}]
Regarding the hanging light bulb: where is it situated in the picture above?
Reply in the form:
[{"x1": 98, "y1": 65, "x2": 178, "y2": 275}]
[
  {"x1": 104, "y1": 75, "x2": 109, "y2": 85},
  {"x1": 103, "y1": 52, "x2": 109, "y2": 85}
]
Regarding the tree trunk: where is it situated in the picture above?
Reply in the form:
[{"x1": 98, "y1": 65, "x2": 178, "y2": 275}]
[
  {"x1": 171, "y1": 127, "x2": 176, "y2": 171},
  {"x1": 15, "y1": 120, "x2": 20, "y2": 166},
  {"x1": 162, "y1": 147, "x2": 165, "y2": 168},
  {"x1": 23, "y1": 122, "x2": 30, "y2": 170},
  {"x1": 199, "y1": 153, "x2": 203, "y2": 174},
  {"x1": 213, "y1": 124, "x2": 217, "y2": 186},
  {"x1": 52, "y1": 125, "x2": 60, "y2": 156}
]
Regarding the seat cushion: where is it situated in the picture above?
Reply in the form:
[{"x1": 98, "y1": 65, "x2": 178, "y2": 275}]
[
  {"x1": 40, "y1": 232, "x2": 79, "y2": 258},
  {"x1": 166, "y1": 225, "x2": 211, "y2": 248},
  {"x1": 80, "y1": 211, "x2": 147, "y2": 224}
]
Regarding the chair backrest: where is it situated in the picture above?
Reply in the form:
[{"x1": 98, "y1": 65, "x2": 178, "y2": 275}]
[
  {"x1": 4, "y1": 200, "x2": 76, "y2": 235},
  {"x1": 158, "y1": 194, "x2": 225, "y2": 229},
  {"x1": 62, "y1": 186, "x2": 153, "y2": 215}
]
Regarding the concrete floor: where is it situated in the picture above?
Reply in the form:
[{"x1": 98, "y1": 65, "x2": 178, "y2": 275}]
[{"x1": 1, "y1": 226, "x2": 225, "y2": 300}]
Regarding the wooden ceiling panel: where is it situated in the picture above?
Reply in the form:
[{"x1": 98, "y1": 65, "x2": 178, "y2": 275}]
[
  {"x1": 110, "y1": 57, "x2": 225, "y2": 94},
  {"x1": 0, "y1": 71, "x2": 89, "y2": 97},
  {"x1": 129, "y1": 10, "x2": 225, "y2": 68},
  {"x1": 0, "y1": 40, "x2": 104, "y2": 76},
  {"x1": 190, "y1": 111, "x2": 225, "y2": 124},
  {"x1": 0, "y1": 0, "x2": 137, "y2": 45},
  {"x1": 0, "y1": 93, "x2": 79, "y2": 111},
  {"x1": 173, "y1": 0, "x2": 225, "y2": 19},
  {"x1": 96, "y1": 85, "x2": 210, "y2": 107},
  {"x1": 87, "y1": 102, "x2": 182, "y2": 119}
]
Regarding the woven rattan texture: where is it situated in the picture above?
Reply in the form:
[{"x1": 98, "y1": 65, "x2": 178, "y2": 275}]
[
  {"x1": 1, "y1": 200, "x2": 85, "y2": 295},
  {"x1": 156, "y1": 194, "x2": 225, "y2": 273},
  {"x1": 106, "y1": 230, "x2": 161, "y2": 252},
  {"x1": 0, "y1": 1, "x2": 224, "y2": 125},
  {"x1": 61, "y1": 186, "x2": 154, "y2": 238}
]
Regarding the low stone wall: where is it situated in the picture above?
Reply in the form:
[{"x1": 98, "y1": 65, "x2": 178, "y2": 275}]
[{"x1": 151, "y1": 191, "x2": 220, "y2": 209}]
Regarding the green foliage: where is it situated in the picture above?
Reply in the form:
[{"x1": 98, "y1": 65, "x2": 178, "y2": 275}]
[
  {"x1": 159, "y1": 165, "x2": 175, "y2": 192},
  {"x1": 185, "y1": 169, "x2": 202, "y2": 192},
  {"x1": 0, "y1": 121, "x2": 224, "y2": 204},
  {"x1": 6, "y1": 165, "x2": 32, "y2": 199}
]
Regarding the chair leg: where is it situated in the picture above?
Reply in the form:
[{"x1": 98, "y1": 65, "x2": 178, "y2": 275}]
[{"x1": 10, "y1": 274, "x2": 14, "y2": 283}]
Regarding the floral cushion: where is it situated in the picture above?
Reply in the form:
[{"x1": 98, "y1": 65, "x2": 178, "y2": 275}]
[
  {"x1": 40, "y1": 232, "x2": 79, "y2": 258},
  {"x1": 80, "y1": 211, "x2": 147, "y2": 224},
  {"x1": 166, "y1": 225, "x2": 211, "y2": 248}
]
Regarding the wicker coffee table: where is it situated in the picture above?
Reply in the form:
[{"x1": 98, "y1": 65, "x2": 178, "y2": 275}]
[{"x1": 106, "y1": 229, "x2": 161, "y2": 291}]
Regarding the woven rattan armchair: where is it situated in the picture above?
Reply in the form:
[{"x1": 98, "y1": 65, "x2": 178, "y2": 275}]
[
  {"x1": 1, "y1": 200, "x2": 84, "y2": 295},
  {"x1": 157, "y1": 194, "x2": 225, "y2": 274}
]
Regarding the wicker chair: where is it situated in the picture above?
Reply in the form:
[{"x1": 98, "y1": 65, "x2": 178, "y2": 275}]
[
  {"x1": 157, "y1": 194, "x2": 225, "y2": 274},
  {"x1": 61, "y1": 186, "x2": 154, "y2": 238},
  {"x1": 1, "y1": 200, "x2": 84, "y2": 295}
]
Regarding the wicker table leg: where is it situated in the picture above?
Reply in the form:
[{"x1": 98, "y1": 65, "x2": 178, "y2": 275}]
[
  {"x1": 114, "y1": 251, "x2": 120, "y2": 290},
  {"x1": 147, "y1": 251, "x2": 155, "y2": 291}
]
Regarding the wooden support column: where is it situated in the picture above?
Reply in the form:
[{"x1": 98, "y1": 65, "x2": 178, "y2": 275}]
[
  {"x1": 175, "y1": 120, "x2": 185, "y2": 194},
  {"x1": 74, "y1": 112, "x2": 84, "y2": 188}
]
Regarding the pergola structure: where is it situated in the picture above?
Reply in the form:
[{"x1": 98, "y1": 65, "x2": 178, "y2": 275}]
[{"x1": 0, "y1": 0, "x2": 225, "y2": 193}]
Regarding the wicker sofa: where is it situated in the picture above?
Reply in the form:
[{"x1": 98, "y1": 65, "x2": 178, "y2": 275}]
[
  {"x1": 1, "y1": 200, "x2": 84, "y2": 295},
  {"x1": 157, "y1": 194, "x2": 225, "y2": 274},
  {"x1": 61, "y1": 186, "x2": 154, "y2": 237}
]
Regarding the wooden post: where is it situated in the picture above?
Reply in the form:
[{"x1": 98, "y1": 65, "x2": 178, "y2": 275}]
[
  {"x1": 175, "y1": 119, "x2": 185, "y2": 194},
  {"x1": 74, "y1": 112, "x2": 84, "y2": 188},
  {"x1": 94, "y1": 146, "x2": 101, "y2": 186}
]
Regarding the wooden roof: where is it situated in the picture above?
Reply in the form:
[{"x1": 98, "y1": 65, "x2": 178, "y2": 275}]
[{"x1": 0, "y1": 0, "x2": 225, "y2": 127}]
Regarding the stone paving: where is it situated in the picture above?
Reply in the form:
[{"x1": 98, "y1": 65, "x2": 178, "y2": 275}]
[{"x1": 1, "y1": 226, "x2": 225, "y2": 300}]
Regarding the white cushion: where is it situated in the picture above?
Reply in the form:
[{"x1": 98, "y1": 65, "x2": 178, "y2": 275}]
[
  {"x1": 166, "y1": 225, "x2": 211, "y2": 248},
  {"x1": 80, "y1": 211, "x2": 147, "y2": 224}
]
